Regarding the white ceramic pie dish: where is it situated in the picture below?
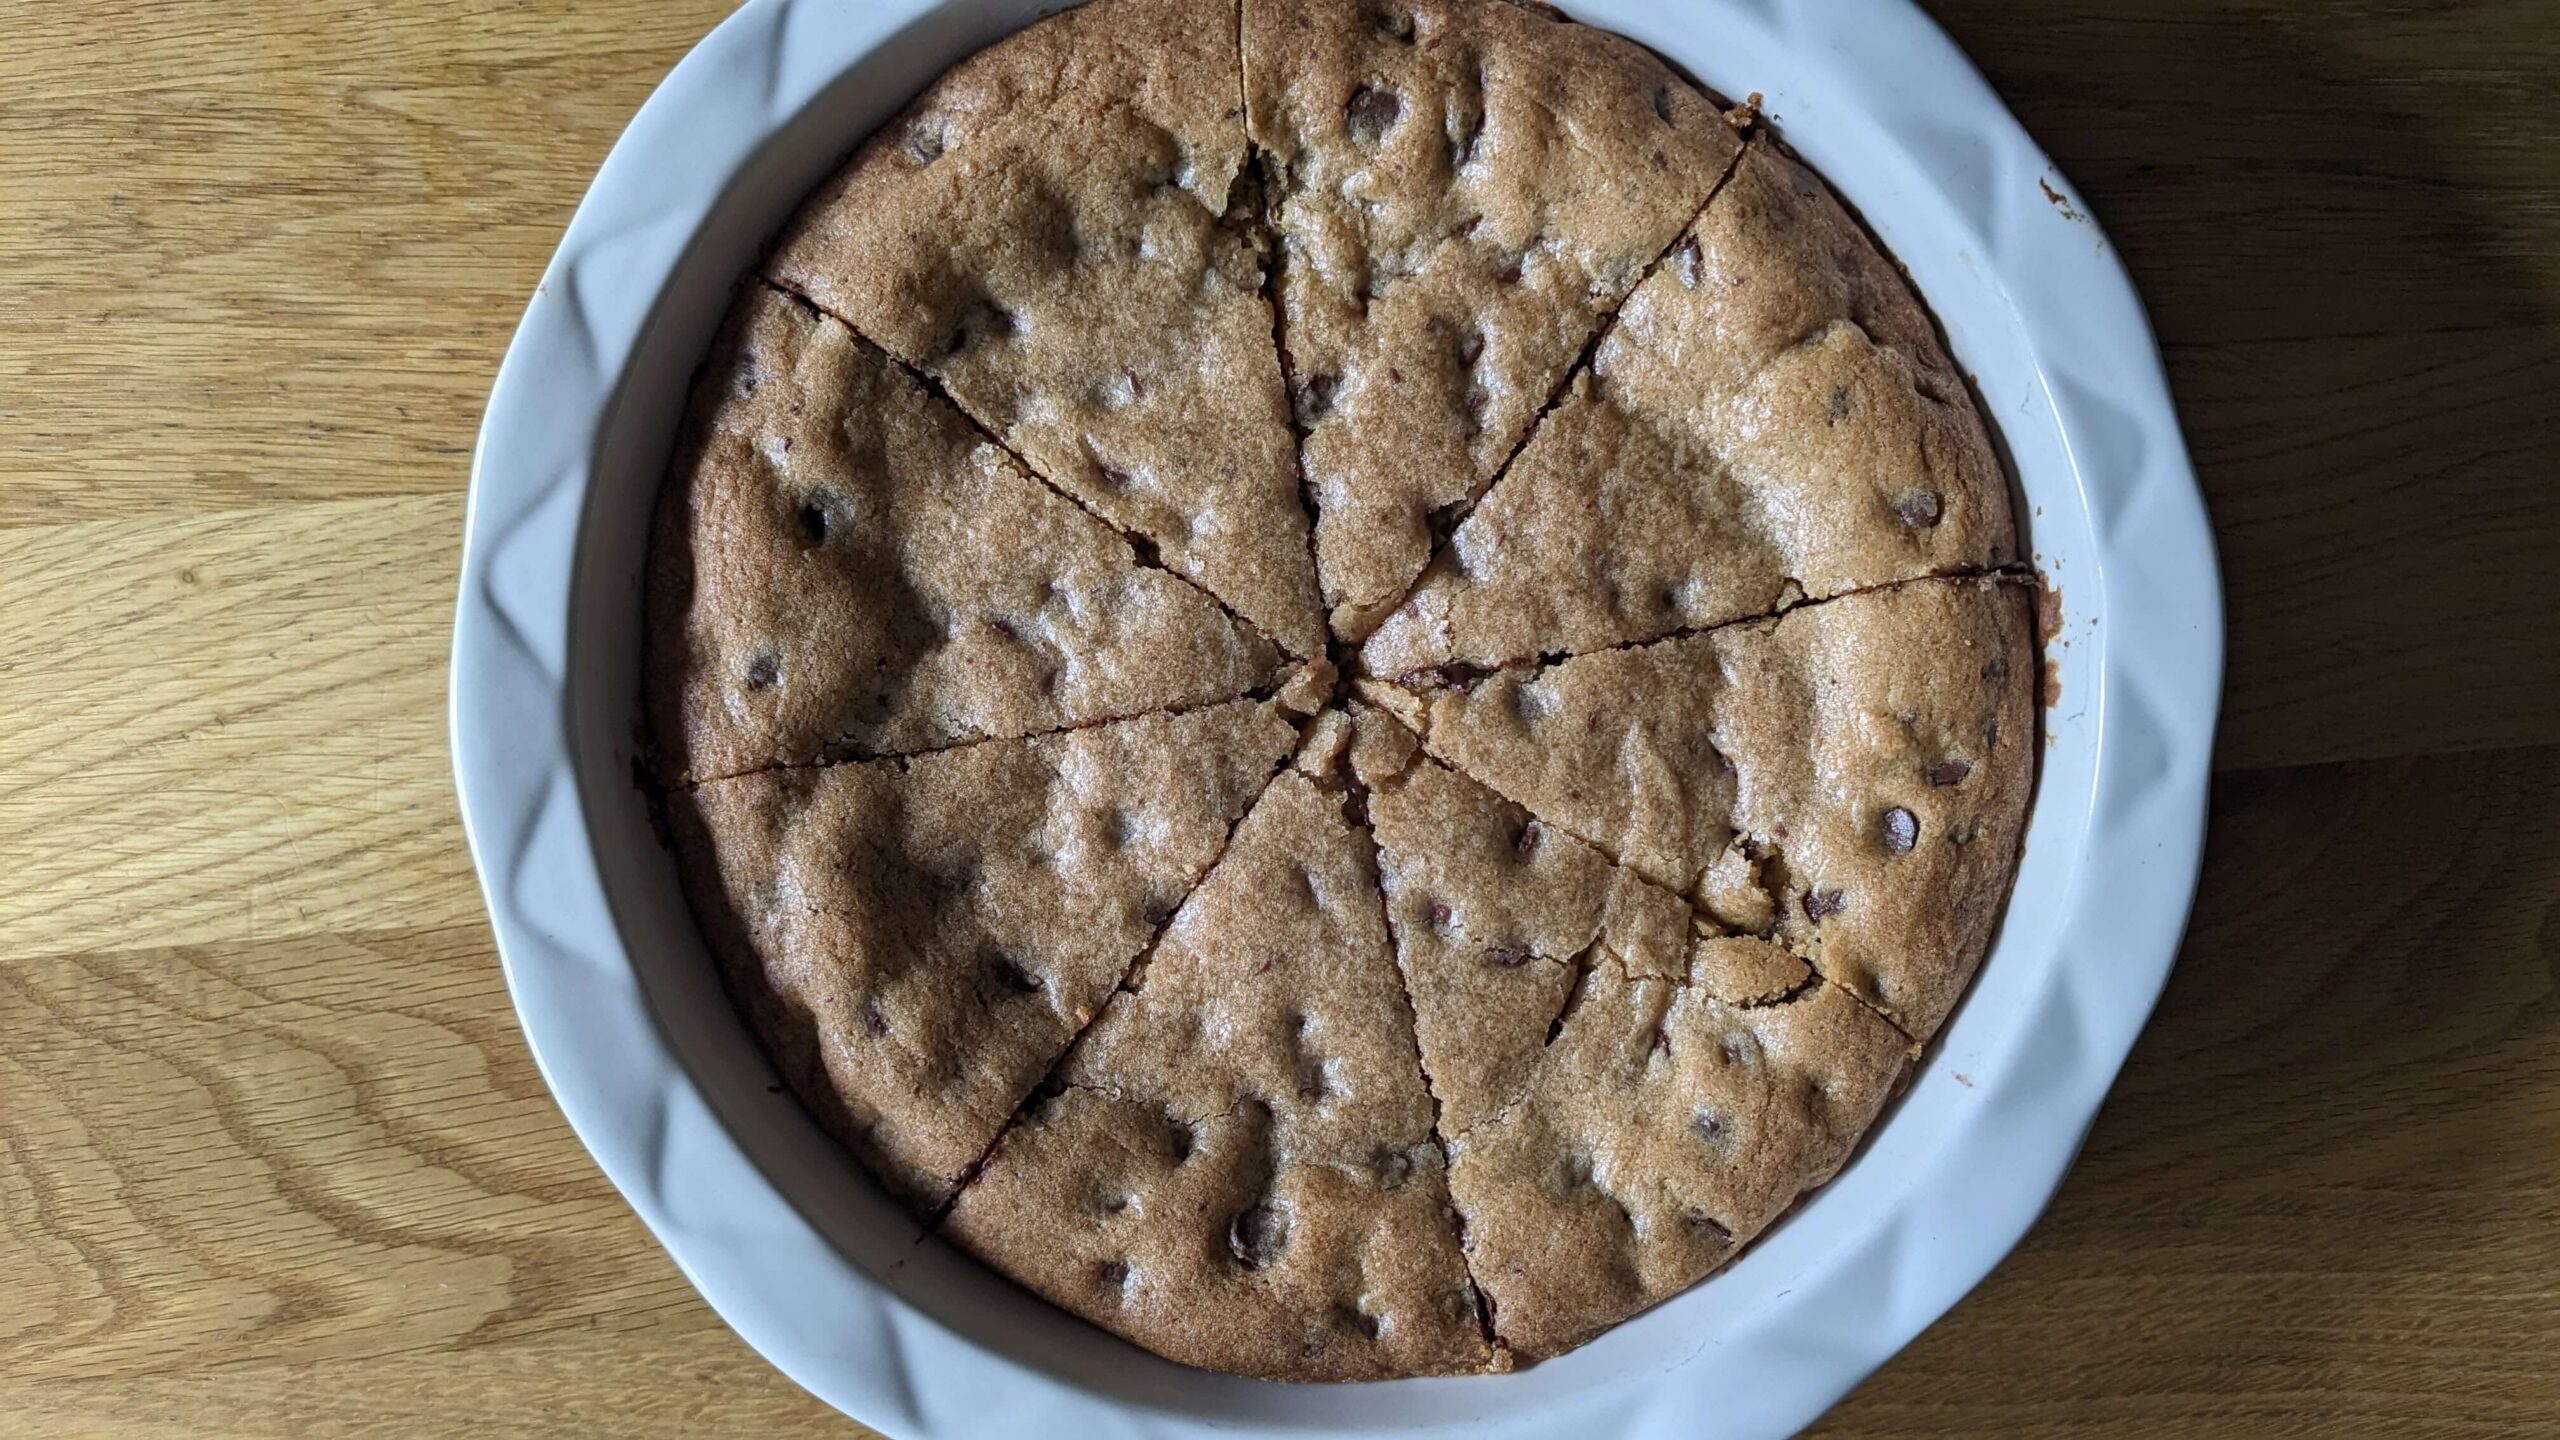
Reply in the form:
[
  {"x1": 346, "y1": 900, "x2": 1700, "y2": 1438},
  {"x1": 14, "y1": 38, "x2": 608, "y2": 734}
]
[{"x1": 450, "y1": 0, "x2": 2220, "y2": 1434}]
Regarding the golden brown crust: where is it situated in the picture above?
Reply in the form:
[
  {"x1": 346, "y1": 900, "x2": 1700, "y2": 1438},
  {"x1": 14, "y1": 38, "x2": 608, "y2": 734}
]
[
  {"x1": 1362, "y1": 135, "x2": 2017, "y2": 677},
  {"x1": 1446, "y1": 960, "x2": 1911, "y2": 1358},
  {"x1": 659, "y1": 4, "x2": 2038, "y2": 1382},
  {"x1": 944, "y1": 772, "x2": 1494, "y2": 1379},
  {"x1": 645, "y1": 286, "x2": 1280, "y2": 783},
  {"x1": 1246, "y1": 0, "x2": 1743, "y2": 638},
  {"x1": 1385, "y1": 576, "x2": 2037, "y2": 1039},
  {"x1": 766, "y1": 0, "x2": 1324, "y2": 656},
  {"x1": 1353, "y1": 704, "x2": 1689, "y2": 1134},
  {"x1": 669, "y1": 700, "x2": 1296, "y2": 1208}
]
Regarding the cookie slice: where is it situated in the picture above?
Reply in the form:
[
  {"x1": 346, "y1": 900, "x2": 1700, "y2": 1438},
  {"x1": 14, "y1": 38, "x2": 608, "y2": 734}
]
[
  {"x1": 647, "y1": 286, "x2": 1281, "y2": 784},
  {"x1": 1344, "y1": 703, "x2": 1689, "y2": 1135},
  {"x1": 1446, "y1": 950, "x2": 1910, "y2": 1358},
  {"x1": 764, "y1": 0, "x2": 1323, "y2": 657},
  {"x1": 1363, "y1": 135, "x2": 2017, "y2": 677},
  {"x1": 1245, "y1": 0, "x2": 1744, "y2": 637},
  {"x1": 669, "y1": 698, "x2": 1300, "y2": 1209},
  {"x1": 944, "y1": 767, "x2": 1496, "y2": 1379},
  {"x1": 1383, "y1": 576, "x2": 2034, "y2": 1038}
]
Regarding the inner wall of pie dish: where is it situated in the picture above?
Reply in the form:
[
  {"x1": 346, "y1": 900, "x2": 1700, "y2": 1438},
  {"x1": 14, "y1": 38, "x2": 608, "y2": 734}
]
[{"x1": 558, "y1": 0, "x2": 2103, "y2": 1424}]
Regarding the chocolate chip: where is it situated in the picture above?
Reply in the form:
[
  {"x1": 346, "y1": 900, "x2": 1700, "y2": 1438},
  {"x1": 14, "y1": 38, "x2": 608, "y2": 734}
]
[
  {"x1": 743, "y1": 650, "x2": 781, "y2": 691},
  {"x1": 1672, "y1": 236, "x2": 1703, "y2": 289},
  {"x1": 1553, "y1": 1149, "x2": 1594, "y2": 1193},
  {"x1": 1927, "y1": 759, "x2": 1974, "y2": 787},
  {"x1": 858, "y1": 997, "x2": 889, "y2": 1036},
  {"x1": 1514, "y1": 819, "x2": 1542, "y2": 860},
  {"x1": 1097, "y1": 1259, "x2": 1131, "y2": 1292},
  {"x1": 1164, "y1": 1117, "x2": 1196, "y2": 1163},
  {"x1": 1346, "y1": 85, "x2": 1402, "y2": 146},
  {"x1": 1343, "y1": 1305, "x2": 1383, "y2": 1340},
  {"x1": 1894, "y1": 490, "x2": 1944, "y2": 528},
  {"x1": 1828, "y1": 385, "x2": 1852, "y2": 423},
  {"x1": 903, "y1": 122, "x2": 945, "y2": 167},
  {"x1": 794, "y1": 497, "x2": 831, "y2": 544},
  {"x1": 1098, "y1": 1192, "x2": 1133, "y2": 1216},
  {"x1": 945, "y1": 298, "x2": 1016, "y2": 355},
  {"x1": 985, "y1": 953, "x2": 1042, "y2": 995},
  {"x1": 1456, "y1": 328, "x2": 1485, "y2": 367},
  {"x1": 1653, "y1": 83, "x2": 1678, "y2": 124},
  {"x1": 1369, "y1": 4, "x2": 1415, "y2": 40},
  {"x1": 1495, "y1": 255, "x2": 1524, "y2": 285},
  {"x1": 1292, "y1": 372, "x2": 1338, "y2": 428},
  {"x1": 1982, "y1": 656, "x2": 2009, "y2": 683},
  {"x1": 1684, "y1": 1210, "x2": 1735, "y2": 1246},
  {"x1": 1228, "y1": 1201, "x2": 1290, "y2": 1268},
  {"x1": 1428, "y1": 901, "x2": 1453, "y2": 933},
  {"x1": 1369, "y1": 1146, "x2": 1415, "y2": 1188},
  {"x1": 1881, "y1": 806, "x2": 1920, "y2": 853},
  {"x1": 1690, "y1": 1108, "x2": 1723, "y2": 1141},
  {"x1": 1098, "y1": 465, "x2": 1134, "y2": 491},
  {"x1": 1484, "y1": 945, "x2": 1531, "y2": 969},
  {"x1": 1802, "y1": 887, "x2": 1847, "y2": 921}
]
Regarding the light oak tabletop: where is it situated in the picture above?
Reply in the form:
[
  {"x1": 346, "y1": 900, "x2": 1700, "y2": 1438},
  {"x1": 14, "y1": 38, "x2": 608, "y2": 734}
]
[{"x1": 4, "y1": 1, "x2": 2555, "y2": 1435}]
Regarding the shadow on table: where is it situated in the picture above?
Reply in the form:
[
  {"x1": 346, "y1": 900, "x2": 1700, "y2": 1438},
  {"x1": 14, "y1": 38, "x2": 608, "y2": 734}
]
[
  {"x1": 1822, "y1": 4, "x2": 2560, "y2": 1430},
  {"x1": 1956, "y1": 0, "x2": 2558, "y2": 772}
]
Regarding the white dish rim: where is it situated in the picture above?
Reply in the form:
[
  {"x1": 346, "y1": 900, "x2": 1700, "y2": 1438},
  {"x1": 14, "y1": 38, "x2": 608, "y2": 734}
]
[{"x1": 449, "y1": 1, "x2": 2223, "y2": 1436}]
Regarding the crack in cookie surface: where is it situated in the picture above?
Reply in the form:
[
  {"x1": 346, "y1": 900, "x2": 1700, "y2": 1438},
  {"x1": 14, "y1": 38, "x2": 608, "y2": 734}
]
[
  {"x1": 1368, "y1": 574, "x2": 2037, "y2": 1042},
  {"x1": 1360, "y1": 130, "x2": 2019, "y2": 679},
  {"x1": 651, "y1": 0, "x2": 2037, "y2": 1381}
]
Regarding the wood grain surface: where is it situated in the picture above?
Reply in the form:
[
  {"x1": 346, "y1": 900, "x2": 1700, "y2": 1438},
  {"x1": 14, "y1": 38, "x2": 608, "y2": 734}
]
[{"x1": 2, "y1": 1, "x2": 2554, "y2": 1435}]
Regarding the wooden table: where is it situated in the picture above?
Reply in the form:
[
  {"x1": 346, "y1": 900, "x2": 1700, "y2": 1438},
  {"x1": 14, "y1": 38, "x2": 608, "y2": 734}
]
[{"x1": 5, "y1": 1, "x2": 2554, "y2": 1434}]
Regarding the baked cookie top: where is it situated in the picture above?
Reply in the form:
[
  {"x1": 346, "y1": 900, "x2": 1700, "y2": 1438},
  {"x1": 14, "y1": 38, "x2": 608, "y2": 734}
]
[
  {"x1": 648, "y1": 286, "x2": 1283, "y2": 782},
  {"x1": 768, "y1": 0, "x2": 1324, "y2": 656},
  {"x1": 946, "y1": 765, "x2": 1496, "y2": 1380},
  {"x1": 669, "y1": 696, "x2": 1301, "y2": 1206},
  {"x1": 649, "y1": 0, "x2": 2035, "y2": 1380},
  {"x1": 1363, "y1": 134, "x2": 2017, "y2": 679},
  {"x1": 1246, "y1": 0, "x2": 1743, "y2": 638},
  {"x1": 1374, "y1": 576, "x2": 2034, "y2": 1038}
]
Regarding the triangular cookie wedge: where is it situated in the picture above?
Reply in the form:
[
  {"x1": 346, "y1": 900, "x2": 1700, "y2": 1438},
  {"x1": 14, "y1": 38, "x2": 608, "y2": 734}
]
[
  {"x1": 669, "y1": 698, "x2": 1301, "y2": 1209},
  {"x1": 1342, "y1": 703, "x2": 1689, "y2": 1135},
  {"x1": 1245, "y1": 0, "x2": 1744, "y2": 637},
  {"x1": 1380, "y1": 576, "x2": 2034, "y2": 1038},
  {"x1": 764, "y1": 0, "x2": 1323, "y2": 657},
  {"x1": 1363, "y1": 135, "x2": 2017, "y2": 677},
  {"x1": 1444, "y1": 946, "x2": 1911, "y2": 1358},
  {"x1": 944, "y1": 766, "x2": 1496, "y2": 1379},
  {"x1": 648, "y1": 285, "x2": 1282, "y2": 783}
]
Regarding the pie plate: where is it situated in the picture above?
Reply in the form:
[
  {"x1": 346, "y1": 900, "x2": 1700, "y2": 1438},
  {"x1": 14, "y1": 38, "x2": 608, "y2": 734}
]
[{"x1": 449, "y1": 0, "x2": 2221, "y2": 1433}]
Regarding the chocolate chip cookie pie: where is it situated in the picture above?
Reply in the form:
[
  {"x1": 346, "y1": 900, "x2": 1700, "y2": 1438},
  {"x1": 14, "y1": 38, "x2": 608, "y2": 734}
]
[{"x1": 647, "y1": 0, "x2": 2034, "y2": 1381}]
